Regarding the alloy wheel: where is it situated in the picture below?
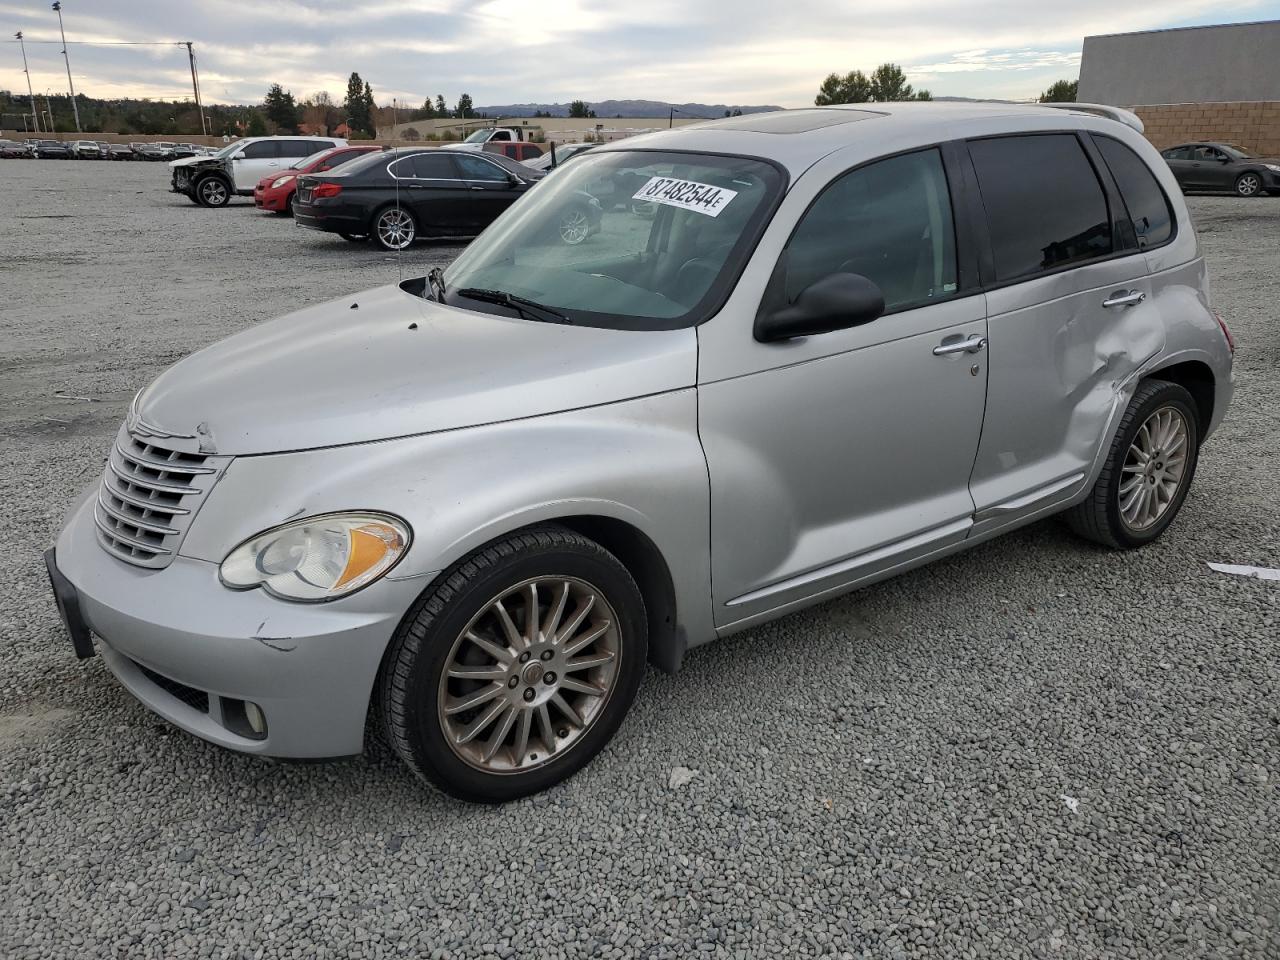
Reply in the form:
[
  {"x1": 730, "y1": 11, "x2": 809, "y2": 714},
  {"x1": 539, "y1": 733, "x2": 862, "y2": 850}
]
[
  {"x1": 199, "y1": 180, "x2": 227, "y2": 206},
  {"x1": 438, "y1": 576, "x2": 621, "y2": 774},
  {"x1": 1118, "y1": 405, "x2": 1189, "y2": 531},
  {"x1": 376, "y1": 208, "x2": 415, "y2": 249},
  {"x1": 1236, "y1": 174, "x2": 1261, "y2": 197},
  {"x1": 559, "y1": 209, "x2": 590, "y2": 245}
]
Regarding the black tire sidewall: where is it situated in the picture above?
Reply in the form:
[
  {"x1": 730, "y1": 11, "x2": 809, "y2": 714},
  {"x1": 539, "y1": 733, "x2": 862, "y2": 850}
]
[
  {"x1": 1101, "y1": 384, "x2": 1200, "y2": 547},
  {"x1": 389, "y1": 536, "x2": 647, "y2": 802}
]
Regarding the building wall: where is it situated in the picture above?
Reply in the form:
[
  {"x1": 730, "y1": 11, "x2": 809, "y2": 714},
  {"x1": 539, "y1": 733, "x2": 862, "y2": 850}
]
[
  {"x1": 1079, "y1": 20, "x2": 1280, "y2": 106},
  {"x1": 1134, "y1": 101, "x2": 1280, "y2": 155}
]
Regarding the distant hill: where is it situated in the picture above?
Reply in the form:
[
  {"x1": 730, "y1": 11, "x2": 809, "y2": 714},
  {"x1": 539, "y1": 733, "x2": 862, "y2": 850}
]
[{"x1": 476, "y1": 99, "x2": 784, "y2": 119}]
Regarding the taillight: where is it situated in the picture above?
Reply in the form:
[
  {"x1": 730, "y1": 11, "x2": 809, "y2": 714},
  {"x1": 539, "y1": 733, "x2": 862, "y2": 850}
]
[
  {"x1": 1214, "y1": 312, "x2": 1235, "y2": 356},
  {"x1": 312, "y1": 182, "x2": 342, "y2": 199}
]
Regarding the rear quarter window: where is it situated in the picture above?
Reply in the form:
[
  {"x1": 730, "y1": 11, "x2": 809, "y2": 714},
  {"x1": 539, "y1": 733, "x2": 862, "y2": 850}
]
[
  {"x1": 968, "y1": 134, "x2": 1113, "y2": 283},
  {"x1": 1094, "y1": 136, "x2": 1175, "y2": 249}
]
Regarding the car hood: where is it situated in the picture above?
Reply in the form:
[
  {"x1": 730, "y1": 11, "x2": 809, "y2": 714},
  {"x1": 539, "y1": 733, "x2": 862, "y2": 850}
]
[
  {"x1": 168, "y1": 154, "x2": 205, "y2": 169},
  {"x1": 132, "y1": 281, "x2": 697, "y2": 457}
]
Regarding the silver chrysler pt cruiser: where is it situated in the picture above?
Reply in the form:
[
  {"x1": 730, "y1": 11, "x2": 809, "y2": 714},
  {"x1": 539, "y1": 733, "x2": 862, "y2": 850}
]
[{"x1": 47, "y1": 103, "x2": 1234, "y2": 801}]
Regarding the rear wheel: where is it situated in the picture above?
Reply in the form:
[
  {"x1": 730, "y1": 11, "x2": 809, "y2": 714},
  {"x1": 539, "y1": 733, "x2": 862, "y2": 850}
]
[
  {"x1": 379, "y1": 525, "x2": 647, "y2": 802},
  {"x1": 195, "y1": 176, "x2": 231, "y2": 208},
  {"x1": 1066, "y1": 379, "x2": 1200, "y2": 549},
  {"x1": 371, "y1": 205, "x2": 416, "y2": 251},
  {"x1": 1235, "y1": 172, "x2": 1263, "y2": 197}
]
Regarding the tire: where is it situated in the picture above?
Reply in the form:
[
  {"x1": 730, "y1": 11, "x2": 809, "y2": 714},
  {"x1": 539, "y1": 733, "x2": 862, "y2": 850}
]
[
  {"x1": 339, "y1": 232, "x2": 368, "y2": 242},
  {"x1": 378, "y1": 525, "x2": 647, "y2": 803},
  {"x1": 195, "y1": 176, "x2": 231, "y2": 208},
  {"x1": 1235, "y1": 172, "x2": 1263, "y2": 197},
  {"x1": 371, "y1": 204, "x2": 417, "y2": 251},
  {"x1": 186, "y1": 193, "x2": 202, "y2": 205},
  {"x1": 286, "y1": 193, "x2": 297, "y2": 218},
  {"x1": 1065, "y1": 379, "x2": 1200, "y2": 549}
]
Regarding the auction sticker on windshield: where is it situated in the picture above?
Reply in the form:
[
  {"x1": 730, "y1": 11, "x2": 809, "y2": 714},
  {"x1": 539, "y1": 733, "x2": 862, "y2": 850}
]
[{"x1": 632, "y1": 177, "x2": 738, "y2": 217}]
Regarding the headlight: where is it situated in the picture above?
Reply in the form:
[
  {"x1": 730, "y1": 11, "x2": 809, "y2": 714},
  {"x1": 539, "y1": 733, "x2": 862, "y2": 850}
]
[
  {"x1": 219, "y1": 512, "x2": 411, "y2": 602},
  {"x1": 1264, "y1": 164, "x2": 1280, "y2": 173},
  {"x1": 271, "y1": 175, "x2": 296, "y2": 188}
]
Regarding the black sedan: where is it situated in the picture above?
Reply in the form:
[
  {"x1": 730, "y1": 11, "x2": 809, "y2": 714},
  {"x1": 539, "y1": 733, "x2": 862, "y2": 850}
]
[
  {"x1": 295, "y1": 148, "x2": 574, "y2": 251},
  {"x1": 34, "y1": 140, "x2": 73, "y2": 159},
  {"x1": 1161, "y1": 142, "x2": 1280, "y2": 197}
]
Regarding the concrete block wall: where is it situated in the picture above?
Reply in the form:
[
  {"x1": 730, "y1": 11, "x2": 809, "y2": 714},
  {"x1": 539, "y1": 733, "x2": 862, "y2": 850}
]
[{"x1": 1134, "y1": 101, "x2": 1280, "y2": 155}]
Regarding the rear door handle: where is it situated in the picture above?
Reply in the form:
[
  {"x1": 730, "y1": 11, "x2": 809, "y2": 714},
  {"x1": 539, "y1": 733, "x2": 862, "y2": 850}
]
[
  {"x1": 933, "y1": 335, "x2": 987, "y2": 356},
  {"x1": 1102, "y1": 290, "x2": 1146, "y2": 308}
]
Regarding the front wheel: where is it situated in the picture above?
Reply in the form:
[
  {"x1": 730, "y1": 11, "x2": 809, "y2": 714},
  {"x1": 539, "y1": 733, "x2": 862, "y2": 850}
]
[
  {"x1": 195, "y1": 176, "x2": 231, "y2": 207},
  {"x1": 1065, "y1": 380, "x2": 1200, "y2": 549},
  {"x1": 378, "y1": 526, "x2": 647, "y2": 802},
  {"x1": 1235, "y1": 172, "x2": 1263, "y2": 197},
  {"x1": 558, "y1": 206, "x2": 591, "y2": 245},
  {"x1": 371, "y1": 205, "x2": 416, "y2": 251}
]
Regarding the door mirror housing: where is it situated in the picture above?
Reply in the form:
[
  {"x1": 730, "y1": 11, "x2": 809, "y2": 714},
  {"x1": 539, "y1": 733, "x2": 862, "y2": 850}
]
[{"x1": 755, "y1": 273, "x2": 885, "y2": 343}]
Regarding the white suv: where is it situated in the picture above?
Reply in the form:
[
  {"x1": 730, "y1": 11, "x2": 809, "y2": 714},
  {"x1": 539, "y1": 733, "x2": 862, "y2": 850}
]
[{"x1": 170, "y1": 136, "x2": 348, "y2": 205}]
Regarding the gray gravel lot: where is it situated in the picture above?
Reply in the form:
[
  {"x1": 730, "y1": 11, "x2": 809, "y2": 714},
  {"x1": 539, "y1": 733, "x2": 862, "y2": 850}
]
[{"x1": 1, "y1": 159, "x2": 1278, "y2": 959}]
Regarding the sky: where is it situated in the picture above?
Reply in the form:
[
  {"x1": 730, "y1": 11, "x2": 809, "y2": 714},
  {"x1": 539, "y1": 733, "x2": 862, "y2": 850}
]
[{"x1": 3, "y1": 0, "x2": 1278, "y2": 111}]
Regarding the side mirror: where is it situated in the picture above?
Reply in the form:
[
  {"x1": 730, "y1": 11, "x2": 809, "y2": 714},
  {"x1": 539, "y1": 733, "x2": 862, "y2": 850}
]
[
  {"x1": 755, "y1": 273, "x2": 885, "y2": 342},
  {"x1": 232, "y1": 152, "x2": 244, "y2": 161}
]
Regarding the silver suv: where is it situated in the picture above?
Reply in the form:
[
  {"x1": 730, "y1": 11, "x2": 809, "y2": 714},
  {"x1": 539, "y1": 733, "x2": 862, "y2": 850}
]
[{"x1": 46, "y1": 103, "x2": 1234, "y2": 802}]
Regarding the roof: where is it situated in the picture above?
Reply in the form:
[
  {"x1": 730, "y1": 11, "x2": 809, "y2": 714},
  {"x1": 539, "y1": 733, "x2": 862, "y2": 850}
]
[
  {"x1": 597, "y1": 102, "x2": 1137, "y2": 176},
  {"x1": 1084, "y1": 17, "x2": 1279, "y2": 41}
]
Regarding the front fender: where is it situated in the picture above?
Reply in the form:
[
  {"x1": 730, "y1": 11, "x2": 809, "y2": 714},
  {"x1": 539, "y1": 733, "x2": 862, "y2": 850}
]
[{"x1": 179, "y1": 390, "x2": 715, "y2": 650}]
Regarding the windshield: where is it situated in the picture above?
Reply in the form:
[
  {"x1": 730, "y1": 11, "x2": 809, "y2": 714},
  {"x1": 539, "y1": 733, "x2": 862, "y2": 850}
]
[
  {"x1": 211, "y1": 139, "x2": 244, "y2": 159},
  {"x1": 1221, "y1": 143, "x2": 1253, "y2": 158},
  {"x1": 463, "y1": 129, "x2": 495, "y2": 144},
  {"x1": 525, "y1": 144, "x2": 593, "y2": 172},
  {"x1": 442, "y1": 150, "x2": 784, "y2": 331}
]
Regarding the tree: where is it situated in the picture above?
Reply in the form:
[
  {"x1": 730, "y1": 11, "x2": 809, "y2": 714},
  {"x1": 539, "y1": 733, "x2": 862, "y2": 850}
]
[
  {"x1": 815, "y1": 70, "x2": 872, "y2": 105},
  {"x1": 302, "y1": 90, "x2": 339, "y2": 135},
  {"x1": 344, "y1": 72, "x2": 371, "y2": 137},
  {"x1": 568, "y1": 99, "x2": 592, "y2": 118},
  {"x1": 246, "y1": 112, "x2": 268, "y2": 137},
  {"x1": 1040, "y1": 79, "x2": 1079, "y2": 103},
  {"x1": 263, "y1": 83, "x2": 299, "y2": 133},
  {"x1": 435, "y1": 94, "x2": 448, "y2": 117},
  {"x1": 362, "y1": 81, "x2": 376, "y2": 136},
  {"x1": 815, "y1": 63, "x2": 932, "y2": 104},
  {"x1": 402, "y1": 127, "x2": 421, "y2": 141},
  {"x1": 455, "y1": 93, "x2": 474, "y2": 119}
]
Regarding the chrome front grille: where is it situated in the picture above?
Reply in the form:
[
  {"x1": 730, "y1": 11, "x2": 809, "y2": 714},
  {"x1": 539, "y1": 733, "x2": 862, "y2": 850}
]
[{"x1": 94, "y1": 427, "x2": 227, "y2": 569}]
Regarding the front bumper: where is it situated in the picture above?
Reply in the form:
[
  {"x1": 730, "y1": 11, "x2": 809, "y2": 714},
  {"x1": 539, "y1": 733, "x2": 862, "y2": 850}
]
[
  {"x1": 50, "y1": 490, "x2": 433, "y2": 758},
  {"x1": 254, "y1": 185, "x2": 291, "y2": 212}
]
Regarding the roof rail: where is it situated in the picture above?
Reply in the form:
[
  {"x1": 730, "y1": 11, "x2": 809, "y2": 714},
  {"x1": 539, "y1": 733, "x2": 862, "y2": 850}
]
[{"x1": 1038, "y1": 102, "x2": 1144, "y2": 134}]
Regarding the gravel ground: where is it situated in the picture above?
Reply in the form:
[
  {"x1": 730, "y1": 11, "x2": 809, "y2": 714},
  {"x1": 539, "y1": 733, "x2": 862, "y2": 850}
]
[{"x1": 1, "y1": 159, "x2": 1277, "y2": 960}]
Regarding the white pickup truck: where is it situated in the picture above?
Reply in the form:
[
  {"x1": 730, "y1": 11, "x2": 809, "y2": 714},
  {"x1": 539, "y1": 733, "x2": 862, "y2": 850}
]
[{"x1": 447, "y1": 126, "x2": 538, "y2": 152}]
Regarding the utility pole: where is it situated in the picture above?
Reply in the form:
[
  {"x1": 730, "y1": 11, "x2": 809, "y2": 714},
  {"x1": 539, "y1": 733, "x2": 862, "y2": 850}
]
[
  {"x1": 15, "y1": 31, "x2": 41, "y2": 133},
  {"x1": 184, "y1": 42, "x2": 208, "y2": 136},
  {"x1": 51, "y1": 2, "x2": 81, "y2": 132}
]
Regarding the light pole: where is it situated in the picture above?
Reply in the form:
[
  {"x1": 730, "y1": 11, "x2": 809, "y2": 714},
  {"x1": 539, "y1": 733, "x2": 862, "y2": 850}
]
[
  {"x1": 15, "y1": 32, "x2": 41, "y2": 133},
  {"x1": 51, "y1": 1, "x2": 82, "y2": 132}
]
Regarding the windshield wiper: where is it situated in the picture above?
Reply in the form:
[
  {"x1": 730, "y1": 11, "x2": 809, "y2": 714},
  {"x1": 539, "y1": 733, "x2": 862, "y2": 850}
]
[
  {"x1": 427, "y1": 267, "x2": 447, "y2": 302},
  {"x1": 456, "y1": 287, "x2": 572, "y2": 324}
]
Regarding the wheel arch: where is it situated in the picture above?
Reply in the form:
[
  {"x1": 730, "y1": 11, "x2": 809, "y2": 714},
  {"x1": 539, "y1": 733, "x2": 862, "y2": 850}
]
[{"x1": 1146, "y1": 358, "x2": 1215, "y2": 444}]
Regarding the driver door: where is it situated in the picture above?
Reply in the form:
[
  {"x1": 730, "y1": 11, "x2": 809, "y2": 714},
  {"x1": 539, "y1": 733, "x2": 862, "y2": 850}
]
[{"x1": 698, "y1": 147, "x2": 988, "y2": 630}]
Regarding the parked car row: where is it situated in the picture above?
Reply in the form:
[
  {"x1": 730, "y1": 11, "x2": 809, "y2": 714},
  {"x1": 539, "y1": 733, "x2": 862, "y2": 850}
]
[
  {"x1": 1160, "y1": 141, "x2": 1280, "y2": 197},
  {"x1": 161, "y1": 134, "x2": 610, "y2": 252},
  {"x1": 0, "y1": 138, "x2": 215, "y2": 160}
]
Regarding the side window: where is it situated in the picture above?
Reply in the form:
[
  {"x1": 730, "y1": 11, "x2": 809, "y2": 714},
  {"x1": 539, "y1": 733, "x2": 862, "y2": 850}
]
[
  {"x1": 454, "y1": 154, "x2": 508, "y2": 182},
  {"x1": 1095, "y1": 136, "x2": 1174, "y2": 249},
  {"x1": 1162, "y1": 146, "x2": 1190, "y2": 161},
  {"x1": 326, "y1": 150, "x2": 361, "y2": 170},
  {"x1": 410, "y1": 152, "x2": 458, "y2": 180},
  {"x1": 968, "y1": 134, "x2": 1112, "y2": 282},
  {"x1": 309, "y1": 140, "x2": 334, "y2": 154},
  {"x1": 277, "y1": 140, "x2": 311, "y2": 158},
  {"x1": 784, "y1": 148, "x2": 957, "y2": 312},
  {"x1": 239, "y1": 140, "x2": 280, "y2": 160}
]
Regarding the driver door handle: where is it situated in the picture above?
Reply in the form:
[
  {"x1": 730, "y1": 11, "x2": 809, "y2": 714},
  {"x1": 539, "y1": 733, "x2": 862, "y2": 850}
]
[
  {"x1": 1102, "y1": 290, "x2": 1146, "y2": 308},
  {"x1": 933, "y1": 335, "x2": 987, "y2": 356}
]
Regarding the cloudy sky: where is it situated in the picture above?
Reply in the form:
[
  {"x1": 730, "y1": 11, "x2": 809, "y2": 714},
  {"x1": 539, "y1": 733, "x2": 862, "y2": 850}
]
[{"x1": 4, "y1": 0, "x2": 1278, "y2": 110}]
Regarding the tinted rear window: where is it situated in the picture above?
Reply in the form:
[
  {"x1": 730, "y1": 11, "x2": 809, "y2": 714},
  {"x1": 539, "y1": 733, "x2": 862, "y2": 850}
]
[
  {"x1": 969, "y1": 134, "x2": 1112, "y2": 282},
  {"x1": 1095, "y1": 136, "x2": 1174, "y2": 249}
]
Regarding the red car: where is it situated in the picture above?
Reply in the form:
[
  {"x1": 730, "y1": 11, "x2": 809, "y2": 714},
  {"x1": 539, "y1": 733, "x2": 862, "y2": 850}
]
[{"x1": 254, "y1": 145, "x2": 383, "y2": 214}]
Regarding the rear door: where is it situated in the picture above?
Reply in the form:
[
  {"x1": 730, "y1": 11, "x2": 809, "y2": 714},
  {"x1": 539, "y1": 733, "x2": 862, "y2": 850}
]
[
  {"x1": 392, "y1": 152, "x2": 473, "y2": 234},
  {"x1": 965, "y1": 132, "x2": 1160, "y2": 525},
  {"x1": 1161, "y1": 145, "x2": 1194, "y2": 188},
  {"x1": 452, "y1": 153, "x2": 524, "y2": 230}
]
